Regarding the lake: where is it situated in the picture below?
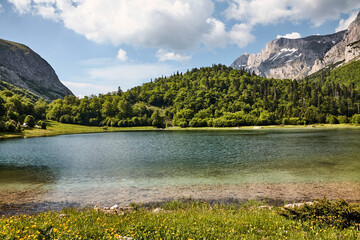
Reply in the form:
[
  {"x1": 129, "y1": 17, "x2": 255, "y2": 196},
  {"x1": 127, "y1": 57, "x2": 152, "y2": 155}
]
[{"x1": 1, "y1": 128, "x2": 360, "y2": 212}]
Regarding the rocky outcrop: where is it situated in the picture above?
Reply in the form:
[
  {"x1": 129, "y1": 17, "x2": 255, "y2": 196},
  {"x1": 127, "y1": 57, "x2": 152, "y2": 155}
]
[
  {"x1": 0, "y1": 38, "x2": 73, "y2": 100},
  {"x1": 231, "y1": 11, "x2": 360, "y2": 79}
]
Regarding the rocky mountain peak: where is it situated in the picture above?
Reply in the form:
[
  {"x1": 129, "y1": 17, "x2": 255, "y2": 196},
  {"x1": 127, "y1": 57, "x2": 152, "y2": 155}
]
[
  {"x1": 231, "y1": 11, "x2": 360, "y2": 79},
  {"x1": 0, "y1": 38, "x2": 73, "y2": 101}
]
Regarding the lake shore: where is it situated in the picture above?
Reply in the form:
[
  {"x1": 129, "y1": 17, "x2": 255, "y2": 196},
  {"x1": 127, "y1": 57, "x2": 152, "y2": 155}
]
[
  {"x1": 1, "y1": 181, "x2": 359, "y2": 216},
  {"x1": 1, "y1": 121, "x2": 360, "y2": 140}
]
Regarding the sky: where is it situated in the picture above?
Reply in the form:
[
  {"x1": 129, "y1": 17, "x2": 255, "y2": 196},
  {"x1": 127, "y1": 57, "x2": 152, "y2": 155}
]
[{"x1": 0, "y1": 0, "x2": 359, "y2": 97}]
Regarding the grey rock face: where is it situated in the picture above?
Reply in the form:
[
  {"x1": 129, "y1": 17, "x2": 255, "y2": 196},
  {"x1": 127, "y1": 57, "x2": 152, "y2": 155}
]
[
  {"x1": 231, "y1": 11, "x2": 360, "y2": 79},
  {"x1": 0, "y1": 38, "x2": 73, "y2": 100}
]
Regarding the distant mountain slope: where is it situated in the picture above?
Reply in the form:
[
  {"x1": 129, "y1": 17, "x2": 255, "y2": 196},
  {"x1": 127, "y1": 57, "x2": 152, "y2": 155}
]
[
  {"x1": 0, "y1": 38, "x2": 73, "y2": 101},
  {"x1": 231, "y1": 11, "x2": 360, "y2": 80},
  {"x1": 306, "y1": 59, "x2": 360, "y2": 90}
]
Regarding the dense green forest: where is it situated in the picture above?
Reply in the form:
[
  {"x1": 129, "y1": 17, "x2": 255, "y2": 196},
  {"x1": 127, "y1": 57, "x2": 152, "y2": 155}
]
[
  {"x1": 46, "y1": 62, "x2": 360, "y2": 128},
  {"x1": 0, "y1": 81, "x2": 47, "y2": 132},
  {"x1": 1, "y1": 61, "x2": 360, "y2": 132}
]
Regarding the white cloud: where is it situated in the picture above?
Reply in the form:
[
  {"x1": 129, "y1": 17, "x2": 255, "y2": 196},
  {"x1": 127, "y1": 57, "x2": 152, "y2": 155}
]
[
  {"x1": 61, "y1": 81, "x2": 114, "y2": 94},
  {"x1": 225, "y1": 0, "x2": 360, "y2": 27},
  {"x1": 8, "y1": 0, "x2": 32, "y2": 14},
  {"x1": 87, "y1": 63, "x2": 178, "y2": 90},
  {"x1": 116, "y1": 49, "x2": 128, "y2": 62},
  {"x1": 0, "y1": 3, "x2": 4, "y2": 13},
  {"x1": 276, "y1": 32, "x2": 302, "y2": 39},
  {"x1": 336, "y1": 11, "x2": 358, "y2": 32},
  {"x1": 9, "y1": 0, "x2": 234, "y2": 50},
  {"x1": 156, "y1": 49, "x2": 191, "y2": 62},
  {"x1": 8, "y1": 0, "x2": 359, "y2": 53}
]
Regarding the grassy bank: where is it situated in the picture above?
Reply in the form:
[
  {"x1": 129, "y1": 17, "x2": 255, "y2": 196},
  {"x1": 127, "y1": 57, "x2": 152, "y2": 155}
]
[
  {"x1": 0, "y1": 121, "x2": 359, "y2": 140},
  {"x1": 0, "y1": 121, "x2": 156, "y2": 139},
  {"x1": 0, "y1": 199, "x2": 359, "y2": 239}
]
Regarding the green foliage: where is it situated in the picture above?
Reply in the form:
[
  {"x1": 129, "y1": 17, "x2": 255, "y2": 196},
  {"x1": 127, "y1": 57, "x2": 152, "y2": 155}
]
[
  {"x1": 45, "y1": 63, "x2": 360, "y2": 127},
  {"x1": 352, "y1": 114, "x2": 360, "y2": 125},
  {"x1": 24, "y1": 115, "x2": 35, "y2": 127},
  {"x1": 280, "y1": 198, "x2": 360, "y2": 228},
  {"x1": 0, "y1": 80, "x2": 41, "y2": 103},
  {"x1": 37, "y1": 120, "x2": 47, "y2": 129},
  {"x1": 151, "y1": 110, "x2": 165, "y2": 128},
  {"x1": 326, "y1": 115, "x2": 339, "y2": 124},
  {"x1": 1, "y1": 200, "x2": 359, "y2": 239}
]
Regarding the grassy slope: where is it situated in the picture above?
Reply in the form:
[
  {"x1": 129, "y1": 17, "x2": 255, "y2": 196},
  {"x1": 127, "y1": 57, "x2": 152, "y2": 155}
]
[
  {"x1": 0, "y1": 121, "x2": 156, "y2": 139},
  {"x1": 0, "y1": 200, "x2": 359, "y2": 239},
  {"x1": 1, "y1": 121, "x2": 360, "y2": 140}
]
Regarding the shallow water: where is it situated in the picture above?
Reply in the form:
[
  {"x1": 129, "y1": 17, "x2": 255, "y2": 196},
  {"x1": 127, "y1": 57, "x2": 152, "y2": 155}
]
[{"x1": 0, "y1": 128, "x2": 360, "y2": 208}]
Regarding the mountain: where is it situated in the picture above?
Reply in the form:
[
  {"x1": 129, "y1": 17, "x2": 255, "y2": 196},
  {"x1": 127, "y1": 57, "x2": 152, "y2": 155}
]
[
  {"x1": 231, "y1": 11, "x2": 360, "y2": 80},
  {"x1": 0, "y1": 38, "x2": 73, "y2": 101}
]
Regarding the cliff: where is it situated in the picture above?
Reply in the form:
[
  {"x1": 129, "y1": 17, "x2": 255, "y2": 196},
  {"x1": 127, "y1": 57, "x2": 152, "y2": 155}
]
[{"x1": 0, "y1": 38, "x2": 73, "y2": 100}]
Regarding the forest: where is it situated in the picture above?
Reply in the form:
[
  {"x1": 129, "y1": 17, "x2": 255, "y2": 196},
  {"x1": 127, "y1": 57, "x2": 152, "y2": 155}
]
[{"x1": 1, "y1": 61, "x2": 360, "y2": 132}]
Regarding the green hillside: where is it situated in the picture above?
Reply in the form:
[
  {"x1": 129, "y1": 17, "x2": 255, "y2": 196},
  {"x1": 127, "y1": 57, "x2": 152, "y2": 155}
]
[
  {"x1": 0, "y1": 80, "x2": 42, "y2": 103},
  {"x1": 306, "y1": 60, "x2": 360, "y2": 89},
  {"x1": 0, "y1": 82, "x2": 47, "y2": 132},
  {"x1": 46, "y1": 62, "x2": 360, "y2": 128}
]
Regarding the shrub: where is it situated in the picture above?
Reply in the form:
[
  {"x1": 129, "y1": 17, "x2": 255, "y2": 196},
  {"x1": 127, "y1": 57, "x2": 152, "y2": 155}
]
[
  {"x1": 24, "y1": 115, "x2": 36, "y2": 127},
  {"x1": 179, "y1": 121, "x2": 188, "y2": 128},
  {"x1": 189, "y1": 118, "x2": 207, "y2": 127},
  {"x1": 280, "y1": 198, "x2": 360, "y2": 228},
  {"x1": 59, "y1": 114, "x2": 72, "y2": 124},
  {"x1": 352, "y1": 114, "x2": 360, "y2": 125},
  {"x1": 283, "y1": 117, "x2": 301, "y2": 125},
  {"x1": 337, "y1": 115, "x2": 348, "y2": 124},
  {"x1": 5, "y1": 120, "x2": 17, "y2": 132},
  {"x1": 326, "y1": 115, "x2": 339, "y2": 124},
  {"x1": 37, "y1": 120, "x2": 47, "y2": 129}
]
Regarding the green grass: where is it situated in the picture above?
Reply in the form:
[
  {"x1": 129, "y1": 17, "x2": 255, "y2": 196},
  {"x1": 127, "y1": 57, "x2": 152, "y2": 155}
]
[
  {"x1": 0, "y1": 199, "x2": 359, "y2": 239},
  {"x1": 0, "y1": 121, "x2": 157, "y2": 139},
  {"x1": 1, "y1": 121, "x2": 360, "y2": 140}
]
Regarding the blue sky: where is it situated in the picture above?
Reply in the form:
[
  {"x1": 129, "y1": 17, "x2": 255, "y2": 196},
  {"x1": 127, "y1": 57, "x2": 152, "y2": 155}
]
[{"x1": 0, "y1": 0, "x2": 359, "y2": 97}]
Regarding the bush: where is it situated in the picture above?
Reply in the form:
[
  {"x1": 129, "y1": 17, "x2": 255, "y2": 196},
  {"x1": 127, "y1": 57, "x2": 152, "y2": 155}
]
[
  {"x1": 282, "y1": 117, "x2": 301, "y2": 125},
  {"x1": 24, "y1": 115, "x2": 36, "y2": 127},
  {"x1": 37, "y1": 120, "x2": 47, "y2": 129},
  {"x1": 326, "y1": 115, "x2": 339, "y2": 124},
  {"x1": 337, "y1": 115, "x2": 348, "y2": 124},
  {"x1": 352, "y1": 114, "x2": 360, "y2": 125},
  {"x1": 189, "y1": 118, "x2": 207, "y2": 127},
  {"x1": 280, "y1": 198, "x2": 360, "y2": 228},
  {"x1": 5, "y1": 120, "x2": 17, "y2": 132},
  {"x1": 59, "y1": 114, "x2": 72, "y2": 124},
  {"x1": 179, "y1": 121, "x2": 188, "y2": 128}
]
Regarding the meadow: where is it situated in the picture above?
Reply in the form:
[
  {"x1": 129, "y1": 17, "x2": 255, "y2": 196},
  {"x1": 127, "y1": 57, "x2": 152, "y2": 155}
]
[{"x1": 1, "y1": 199, "x2": 359, "y2": 239}]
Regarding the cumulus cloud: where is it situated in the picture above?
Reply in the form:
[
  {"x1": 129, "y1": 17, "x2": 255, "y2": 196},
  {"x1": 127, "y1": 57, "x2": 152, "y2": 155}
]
[
  {"x1": 116, "y1": 49, "x2": 128, "y2": 62},
  {"x1": 335, "y1": 11, "x2": 358, "y2": 32},
  {"x1": 225, "y1": 0, "x2": 360, "y2": 27},
  {"x1": 8, "y1": 0, "x2": 228, "y2": 50},
  {"x1": 203, "y1": 18, "x2": 254, "y2": 48},
  {"x1": 87, "y1": 63, "x2": 178, "y2": 90},
  {"x1": 8, "y1": 0, "x2": 359, "y2": 53},
  {"x1": 276, "y1": 32, "x2": 301, "y2": 39},
  {"x1": 156, "y1": 49, "x2": 191, "y2": 62}
]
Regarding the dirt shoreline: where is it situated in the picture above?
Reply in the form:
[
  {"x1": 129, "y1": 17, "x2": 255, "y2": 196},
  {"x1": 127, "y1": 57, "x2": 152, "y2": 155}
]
[{"x1": 1, "y1": 181, "x2": 359, "y2": 216}]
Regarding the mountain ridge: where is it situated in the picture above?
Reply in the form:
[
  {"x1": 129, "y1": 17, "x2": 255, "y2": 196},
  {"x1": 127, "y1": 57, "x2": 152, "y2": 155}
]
[
  {"x1": 231, "y1": 11, "x2": 360, "y2": 80},
  {"x1": 0, "y1": 38, "x2": 73, "y2": 101}
]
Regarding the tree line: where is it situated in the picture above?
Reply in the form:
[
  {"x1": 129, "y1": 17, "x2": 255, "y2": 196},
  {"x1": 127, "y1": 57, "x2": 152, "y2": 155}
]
[{"x1": 1, "y1": 62, "x2": 360, "y2": 132}]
